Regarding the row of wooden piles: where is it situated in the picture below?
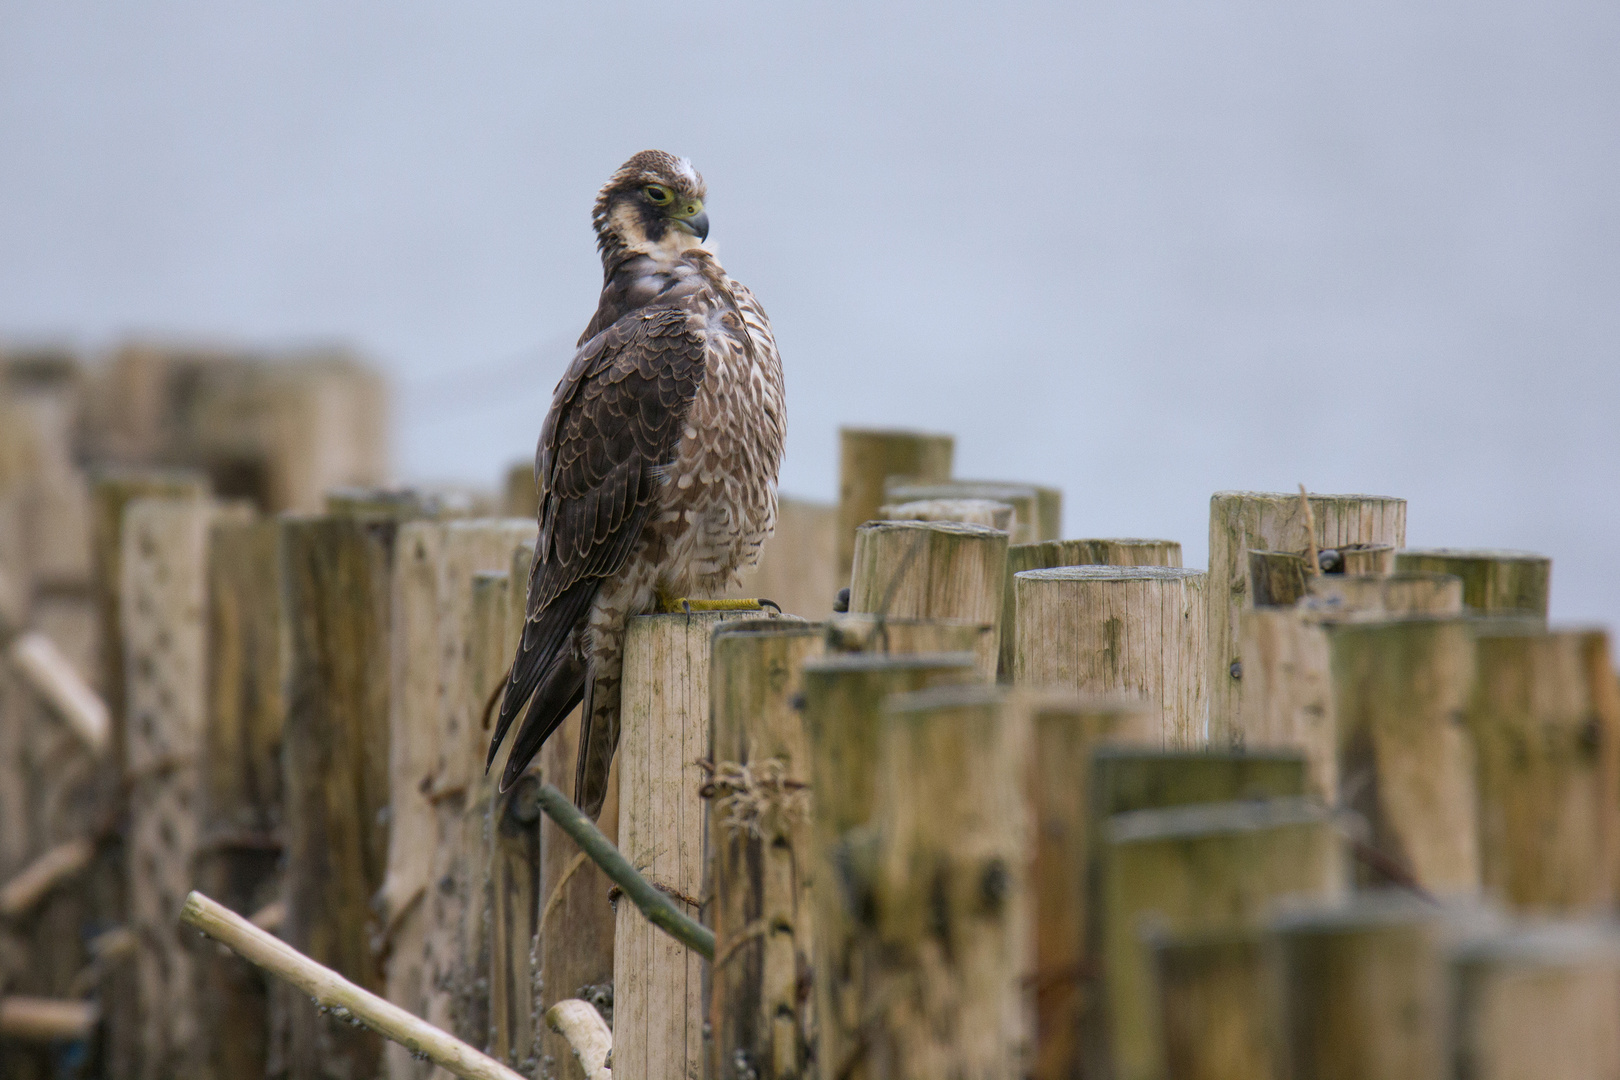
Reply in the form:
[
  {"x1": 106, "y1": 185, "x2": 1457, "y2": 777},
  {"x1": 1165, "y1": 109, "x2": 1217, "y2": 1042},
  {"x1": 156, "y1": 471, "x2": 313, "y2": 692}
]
[{"x1": 3, "y1": 354, "x2": 1617, "y2": 1080}]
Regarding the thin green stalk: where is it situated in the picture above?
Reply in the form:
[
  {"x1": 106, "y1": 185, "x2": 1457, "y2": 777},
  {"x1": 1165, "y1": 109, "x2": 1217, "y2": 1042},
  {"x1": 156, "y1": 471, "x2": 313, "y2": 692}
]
[{"x1": 532, "y1": 781, "x2": 716, "y2": 960}]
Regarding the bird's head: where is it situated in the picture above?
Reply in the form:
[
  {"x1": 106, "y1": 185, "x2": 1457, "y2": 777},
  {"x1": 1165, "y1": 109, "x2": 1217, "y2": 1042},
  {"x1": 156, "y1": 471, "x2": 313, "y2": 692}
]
[{"x1": 592, "y1": 150, "x2": 710, "y2": 268}]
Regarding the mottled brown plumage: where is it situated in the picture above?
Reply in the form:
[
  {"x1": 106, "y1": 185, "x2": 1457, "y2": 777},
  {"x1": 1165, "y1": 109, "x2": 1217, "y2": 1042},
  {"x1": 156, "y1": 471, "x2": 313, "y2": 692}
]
[{"x1": 489, "y1": 150, "x2": 785, "y2": 815}]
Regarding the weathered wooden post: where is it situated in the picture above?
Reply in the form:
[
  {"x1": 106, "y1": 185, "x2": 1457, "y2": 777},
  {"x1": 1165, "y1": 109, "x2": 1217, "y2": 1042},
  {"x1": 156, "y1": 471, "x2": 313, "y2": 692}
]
[
  {"x1": 1013, "y1": 566, "x2": 1207, "y2": 747},
  {"x1": 1024, "y1": 695, "x2": 1158, "y2": 1080},
  {"x1": 1237, "y1": 574, "x2": 1462, "y2": 801},
  {"x1": 1394, "y1": 547, "x2": 1551, "y2": 617},
  {"x1": 824, "y1": 612, "x2": 992, "y2": 664},
  {"x1": 705, "y1": 621, "x2": 824, "y2": 1080},
  {"x1": 999, "y1": 538, "x2": 1182, "y2": 682},
  {"x1": 1331, "y1": 617, "x2": 1480, "y2": 894},
  {"x1": 1451, "y1": 924, "x2": 1620, "y2": 1080},
  {"x1": 1271, "y1": 897, "x2": 1447, "y2": 1080},
  {"x1": 199, "y1": 515, "x2": 288, "y2": 1080},
  {"x1": 611, "y1": 610, "x2": 775, "y2": 1080},
  {"x1": 835, "y1": 427, "x2": 953, "y2": 586},
  {"x1": 281, "y1": 498, "x2": 423, "y2": 1080},
  {"x1": 801, "y1": 650, "x2": 980, "y2": 1080},
  {"x1": 121, "y1": 492, "x2": 227, "y2": 1078},
  {"x1": 733, "y1": 496, "x2": 838, "y2": 619},
  {"x1": 1467, "y1": 626, "x2": 1620, "y2": 912},
  {"x1": 1100, "y1": 798, "x2": 1344, "y2": 1080},
  {"x1": 861, "y1": 684, "x2": 1031, "y2": 1078},
  {"x1": 848, "y1": 520, "x2": 1008, "y2": 676},
  {"x1": 1207, "y1": 491, "x2": 1405, "y2": 746},
  {"x1": 1247, "y1": 550, "x2": 1312, "y2": 608},
  {"x1": 1149, "y1": 931, "x2": 1274, "y2": 1080},
  {"x1": 883, "y1": 479, "x2": 1060, "y2": 545},
  {"x1": 381, "y1": 518, "x2": 533, "y2": 1079},
  {"x1": 878, "y1": 496, "x2": 1013, "y2": 532}
]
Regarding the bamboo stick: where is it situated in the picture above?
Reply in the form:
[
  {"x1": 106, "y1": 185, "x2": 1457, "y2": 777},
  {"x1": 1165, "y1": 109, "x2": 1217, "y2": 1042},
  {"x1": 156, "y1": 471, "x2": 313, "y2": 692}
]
[
  {"x1": 7, "y1": 630, "x2": 109, "y2": 754},
  {"x1": 543, "y1": 1001, "x2": 612, "y2": 1080},
  {"x1": 179, "y1": 891, "x2": 527, "y2": 1080},
  {"x1": 836, "y1": 427, "x2": 953, "y2": 586},
  {"x1": 1207, "y1": 491, "x2": 1405, "y2": 747},
  {"x1": 0, "y1": 837, "x2": 95, "y2": 919},
  {"x1": 1013, "y1": 566, "x2": 1208, "y2": 747},
  {"x1": 0, "y1": 996, "x2": 100, "y2": 1042},
  {"x1": 706, "y1": 621, "x2": 824, "y2": 1079},
  {"x1": 999, "y1": 538, "x2": 1182, "y2": 682},
  {"x1": 801, "y1": 650, "x2": 981, "y2": 1080},
  {"x1": 1395, "y1": 547, "x2": 1551, "y2": 618}
]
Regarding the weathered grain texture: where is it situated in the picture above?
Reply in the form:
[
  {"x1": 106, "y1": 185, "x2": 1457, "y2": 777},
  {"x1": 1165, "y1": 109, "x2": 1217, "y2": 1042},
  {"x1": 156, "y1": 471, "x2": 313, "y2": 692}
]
[
  {"x1": 1467, "y1": 626, "x2": 1620, "y2": 913},
  {"x1": 884, "y1": 479, "x2": 1062, "y2": 545},
  {"x1": 1150, "y1": 932, "x2": 1275, "y2": 1080},
  {"x1": 801, "y1": 651, "x2": 980, "y2": 1080},
  {"x1": 200, "y1": 516, "x2": 288, "y2": 1080},
  {"x1": 121, "y1": 494, "x2": 219, "y2": 1080},
  {"x1": 849, "y1": 520, "x2": 1008, "y2": 677},
  {"x1": 1336, "y1": 543, "x2": 1395, "y2": 575},
  {"x1": 835, "y1": 428, "x2": 953, "y2": 587},
  {"x1": 1024, "y1": 695, "x2": 1158, "y2": 1080},
  {"x1": 1207, "y1": 491, "x2": 1405, "y2": 747},
  {"x1": 706, "y1": 621, "x2": 824, "y2": 1080},
  {"x1": 612, "y1": 610, "x2": 774, "y2": 1080},
  {"x1": 878, "y1": 497, "x2": 1014, "y2": 532},
  {"x1": 999, "y1": 538, "x2": 1182, "y2": 682},
  {"x1": 1330, "y1": 617, "x2": 1480, "y2": 894},
  {"x1": 860, "y1": 685, "x2": 1030, "y2": 1078},
  {"x1": 1247, "y1": 550, "x2": 1311, "y2": 608},
  {"x1": 1101, "y1": 799, "x2": 1345, "y2": 1080},
  {"x1": 823, "y1": 612, "x2": 993, "y2": 672},
  {"x1": 382, "y1": 518, "x2": 533, "y2": 1080},
  {"x1": 1451, "y1": 924, "x2": 1620, "y2": 1080},
  {"x1": 282, "y1": 510, "x2": 412, "y2": 1080},
  {"x1": 1239, "y1": 575, "x2": 1463, "y2": 802},
  {"x1": 1394, "y1": 547, "x2": 1551, "y2": 618},
  {"x1": 733, "y1": 495, "x2": 838, "y2": 620},
  {"x1": 1013, "y1": 566, "x2": 1207, "y2": 747},
  {"x1": 503, "y1": 462, "x2": 539, "y2": 520},
  {"x1": 1271, "y1": 898, "x2": 1446, "y2": 1080}
]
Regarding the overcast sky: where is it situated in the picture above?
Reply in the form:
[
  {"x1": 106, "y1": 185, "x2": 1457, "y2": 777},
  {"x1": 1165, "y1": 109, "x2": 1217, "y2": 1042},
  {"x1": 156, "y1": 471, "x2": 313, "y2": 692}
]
[{"x1": 2, "y1": 1, "x2": 1617, "y2": 628}]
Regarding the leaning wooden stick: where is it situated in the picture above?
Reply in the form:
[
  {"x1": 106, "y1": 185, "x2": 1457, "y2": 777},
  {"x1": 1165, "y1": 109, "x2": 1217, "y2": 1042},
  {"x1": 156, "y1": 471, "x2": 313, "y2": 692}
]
[
  {"x1": 8, "y1": 631, "x2": 111, "y2": 754},
  {"x1": 544, "y1": 1000, "x2": 613, "y2": 1079},
  {"x1": 0, "y1": 837, "x2": 96, "y2": 919},
  {"x1": 533, "y1": 780, "x2": 717, "y2": 959},
  {"x1": 178, "y1": 891, "x2": 526, "y2": 1080}
]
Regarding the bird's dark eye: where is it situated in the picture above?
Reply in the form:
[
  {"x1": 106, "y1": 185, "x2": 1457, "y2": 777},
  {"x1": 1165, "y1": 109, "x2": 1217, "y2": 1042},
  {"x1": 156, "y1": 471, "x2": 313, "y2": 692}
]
[{"x1": 644, "y1": 185, "x2": 673, "y2": 205}]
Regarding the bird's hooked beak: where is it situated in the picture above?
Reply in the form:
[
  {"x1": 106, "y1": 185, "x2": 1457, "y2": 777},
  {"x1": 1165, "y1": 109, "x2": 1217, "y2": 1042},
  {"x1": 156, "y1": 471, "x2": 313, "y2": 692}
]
[{"x1": 670, "y1": 200, "x2": 709, "y2": 242}]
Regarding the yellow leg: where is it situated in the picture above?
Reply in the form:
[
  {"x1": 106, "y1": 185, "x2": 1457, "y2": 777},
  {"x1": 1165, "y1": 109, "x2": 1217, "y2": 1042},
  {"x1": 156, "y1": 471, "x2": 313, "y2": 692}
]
[{"x1": 653, "y1": 587, "x2": 780, "y2": 615}]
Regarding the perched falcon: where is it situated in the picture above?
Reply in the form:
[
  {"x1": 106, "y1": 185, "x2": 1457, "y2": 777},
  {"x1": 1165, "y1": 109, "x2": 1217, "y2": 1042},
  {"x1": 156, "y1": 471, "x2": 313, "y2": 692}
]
[{"x1": 488, "y1": 150, "x2": 786, "y2": 816}]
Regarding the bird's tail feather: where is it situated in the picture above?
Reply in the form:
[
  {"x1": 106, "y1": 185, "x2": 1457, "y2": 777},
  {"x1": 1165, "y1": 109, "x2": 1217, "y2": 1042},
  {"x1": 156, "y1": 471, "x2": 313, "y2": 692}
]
[
  {"x1": 498, "y1": 647, "x2": 586, "y2": 792},
  {"x1": 488, "y1": 576, "x2": 597, "y2": 777}
]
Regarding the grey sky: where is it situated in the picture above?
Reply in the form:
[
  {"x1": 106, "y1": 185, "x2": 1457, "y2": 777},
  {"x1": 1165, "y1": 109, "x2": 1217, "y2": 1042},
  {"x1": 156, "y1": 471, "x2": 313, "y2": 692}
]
[{"x1": 2, "y1": 1, "x2": 1617, "y2": 628}]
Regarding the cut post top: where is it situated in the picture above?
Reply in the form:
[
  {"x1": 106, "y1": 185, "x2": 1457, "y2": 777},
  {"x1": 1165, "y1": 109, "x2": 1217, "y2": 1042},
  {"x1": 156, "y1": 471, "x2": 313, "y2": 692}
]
[
  {"x1": 802, "y1": 649, "x2": 981, "y2": 678},
  {"x1": 1017, "y1": 565, "x2": 1205, "y2": 583},
  {"x1": 1106, "y1": 796, "x2": 1331, "y2": 846},
  {"x1": 710, "y1": 618, "x2": 819, "y2": 644},
  {"x1": 1210, "y1": 489, "x2": 1403, "y2": 504},
  {"x1": 1268, "y1": 891, "x2": 1442, "y2": 936},
  {"x1": 1398, "y1": 547, "x2": 1548, "y2": 563},
  {"x1": 856, "y1": 518, "x2": 1008, "y2": 540}
]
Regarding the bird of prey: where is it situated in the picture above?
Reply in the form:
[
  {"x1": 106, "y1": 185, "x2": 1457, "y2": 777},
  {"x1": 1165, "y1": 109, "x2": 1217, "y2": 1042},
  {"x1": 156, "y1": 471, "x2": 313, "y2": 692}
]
[{"x1": 488, "y1": 150, "x2": 786, "y2": 816}]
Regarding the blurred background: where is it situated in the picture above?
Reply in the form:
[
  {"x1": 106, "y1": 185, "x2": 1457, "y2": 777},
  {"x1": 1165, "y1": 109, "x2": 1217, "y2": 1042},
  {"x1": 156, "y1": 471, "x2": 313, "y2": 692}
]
[{"x1": 2, "y1": 0, "x2": 1616, "y2": 626}]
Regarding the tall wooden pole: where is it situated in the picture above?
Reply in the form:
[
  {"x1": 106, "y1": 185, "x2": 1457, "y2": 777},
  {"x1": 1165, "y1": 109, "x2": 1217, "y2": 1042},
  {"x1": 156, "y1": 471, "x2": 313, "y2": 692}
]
[
  {"x1": 1207, "y1": 491, "x2": 1405, "y2": 747},
  {"x1": 801, "y1": 651, "x2": 980, "y2": 1080},
  {"x1": 1013, "y1": 566, "x2": 1208, "y2": 747},
  {"x1": 1000, "y1": 538, "x2": 1181, "y2": 682},
  {"x1": 836, "y1": 427, "x2": 953, "y2": 588},
  {"x1": 1394, "y1": 547, "x2": 1551, "y2": 618},
  {"x1": 611, "y1": 610, "x2": 774, "y2": 1080},
  {"x1": 706, "y1": 621, "x2": 824, "y2": 1080}
]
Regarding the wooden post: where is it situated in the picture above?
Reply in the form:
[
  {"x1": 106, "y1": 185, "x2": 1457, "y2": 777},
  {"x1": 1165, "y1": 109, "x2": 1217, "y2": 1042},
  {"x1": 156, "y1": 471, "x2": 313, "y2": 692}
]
[
  {"x1": 999, "y1": 538, "x2": 1182, "y2": 682},
  {"x1": 1100, "y1": 799, "x2": 1346, "y2": 1080},
  {"x1": 1247, "y1": 550, "x2": 1311, "y2": 608},
  {"x1": 281, "y1": 504, "x2": 418, "y2": 1080},
  {"x1": 1149, "y1": 931, "x2": 1275, "y2": 1080},
  {"x1": 1207, "y1": 491, "x2": 1406, "y2": 747},
  {"x1": 199, "y1": 516, "x2": 288, "y2": 1080},
  {"x1": 1467, "y1": 626, "x2": 1620, "y2": 913},
  {"x1": 878, "y1": 496, "x2": 1014, "y2": 532},
  {"x1": 611, "y1": 610, "x2": 775, "y2": 1080},
  {"x1": 1337, "y1": 544, "x2": 1395, "y2": 575},
  {"x1": 824, "y1": 612, "x2": 993, "y2": 667},
  {"x1": 836, "y1": 428, "x2": 953, "y2": 587},
  {"x1": 801, "y1": 650, "x2": 980, "y2": 1080},
  {"x1": 503, "y1": 462, "x2": 539, "y2": 519},
  {"x1": 1451, "y1": 924, "x2": 1620, "y2": 1080},
  {"x1": 1239, "y1": 576, "x2": 1462, "y2": 802},
  {"x1": 859, "y1": 684, "x2": 1029, "y2": 1078},
  {"x1": 381, "y1": 518, "x2": 533, "y2": 1079},
  {"x1": 120, "y1": 493, "x2": 222, "y2": 1079},
  {"x1": 1331, "y1": 617, "x2": 1480, "y2": 894},
  {"x1": 1394, "y1": 548, "x2": 1551, "y2": 618},
  {"x1": 1024, "y1": 695, "x2": 1158, "y2": 1080},
  {"x1": 733, "y1": 495, "x2": 838, "y2": 619},
  {"x1": 1013, "y1": 567, "x2": 1208, "y2": 747},
  {"x1": 848, "y1": 520, "x2": 1008, "y2": 677},
  {"x1": 706, "y1": 621, "x2": 825, "y2": 1080},
  {"x1": 1271, "y1": 897, "x2": 1446, "y2": 1080},
  {"x1": 882, "y1": 480, "x2": 1057, "y2": 544}
]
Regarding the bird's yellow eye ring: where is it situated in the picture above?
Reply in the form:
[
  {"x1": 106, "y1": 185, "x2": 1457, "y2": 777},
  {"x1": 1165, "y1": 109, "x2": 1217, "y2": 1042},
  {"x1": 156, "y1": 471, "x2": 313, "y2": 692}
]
[{"x1": 644, "y1": 185, "x2": 673, "y2": 206}]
